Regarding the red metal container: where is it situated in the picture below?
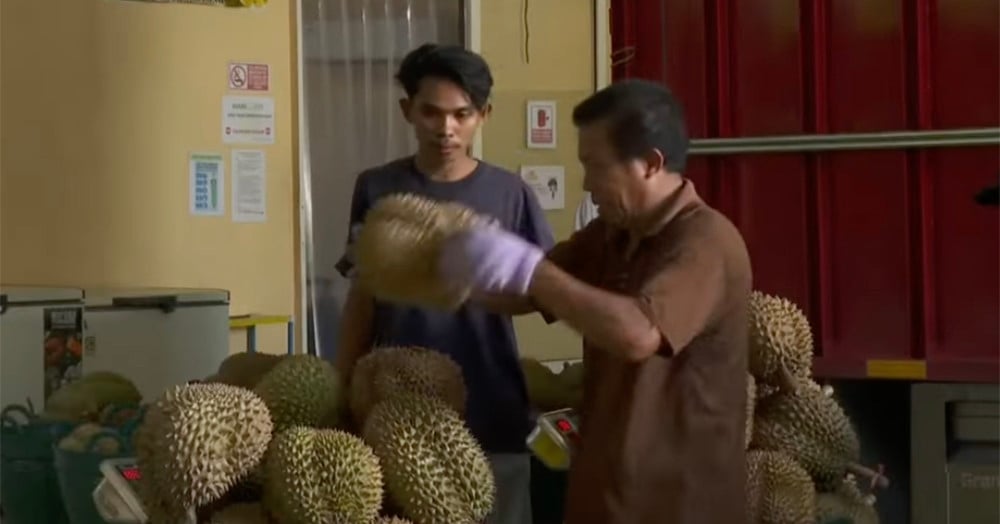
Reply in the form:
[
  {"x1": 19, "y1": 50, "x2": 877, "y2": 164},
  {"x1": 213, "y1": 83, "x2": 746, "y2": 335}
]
[{"x1": 611, "y1": 0, "x2": 999, "y2": 383}]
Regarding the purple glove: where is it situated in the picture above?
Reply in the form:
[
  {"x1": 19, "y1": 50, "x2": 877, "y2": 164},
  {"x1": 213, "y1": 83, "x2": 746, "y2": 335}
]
[{"x1": 438, "y1": 227, "x2": 545, "y2": 295}]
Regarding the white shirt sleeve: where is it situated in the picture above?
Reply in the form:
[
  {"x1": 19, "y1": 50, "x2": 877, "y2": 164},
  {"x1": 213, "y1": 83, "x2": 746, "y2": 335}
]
[{"x1": 574, "y1": 192, "x2": 599, "y2": 232}]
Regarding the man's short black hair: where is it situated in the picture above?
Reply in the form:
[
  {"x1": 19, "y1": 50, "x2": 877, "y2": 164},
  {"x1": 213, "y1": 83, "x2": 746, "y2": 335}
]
[
  {"x1": 396, "y1": 43, "x2": 493, "y2": 111},
  {"x1": 572, "y1": 79, "x2": 689, "y2": 172}
]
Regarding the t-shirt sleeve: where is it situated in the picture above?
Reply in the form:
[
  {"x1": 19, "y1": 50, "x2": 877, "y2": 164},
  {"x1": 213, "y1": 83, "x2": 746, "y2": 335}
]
[
  {"x1": 334, "y1": 173, "x2": 371, "y2": 279},
  {"x1": 636, "y1": 238, "x2": 727, "y2": 356},
  {"x1": 516, "y1": 184, "x2": 556, "y2": 250}
]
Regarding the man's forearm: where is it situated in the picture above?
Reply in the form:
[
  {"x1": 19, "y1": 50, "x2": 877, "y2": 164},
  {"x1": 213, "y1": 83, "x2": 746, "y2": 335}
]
[
  {"x1": 335, "y1": 283, "x2": 375, "y2": 378},
  {"x1": 527, "y1": 261, "x2": 661, "y2": 361}
]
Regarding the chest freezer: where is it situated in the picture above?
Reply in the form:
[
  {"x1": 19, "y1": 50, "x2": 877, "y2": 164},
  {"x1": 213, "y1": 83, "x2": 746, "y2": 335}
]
[
  {"x1": 81, "y1": 287, "x2": 231, "y2": 403},
  {"x1": 0, "y1": 285, "x2": 86, "y2": 504},
  {"x1": 0, "y1": 285, "x2": 86, "y2": 414}
]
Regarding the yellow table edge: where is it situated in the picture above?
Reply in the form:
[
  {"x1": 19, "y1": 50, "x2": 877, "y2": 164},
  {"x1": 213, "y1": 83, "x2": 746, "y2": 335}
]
[{"x1": 229, "y1": 314, "x2": 292, "y2": 329}]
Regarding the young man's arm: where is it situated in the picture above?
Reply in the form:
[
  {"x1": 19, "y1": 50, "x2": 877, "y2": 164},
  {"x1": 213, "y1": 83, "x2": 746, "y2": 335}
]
[
  {"x1": 334, "y1": 281, "x2": 375, "y2": 378},
  {"x1": 333, "y1": 172, "x2": 376, "y2": 378}
]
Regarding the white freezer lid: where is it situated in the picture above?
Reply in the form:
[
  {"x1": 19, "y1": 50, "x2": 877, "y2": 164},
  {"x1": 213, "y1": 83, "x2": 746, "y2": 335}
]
[
  {"x1": 0, "y1": 285, "x2": 85, "y2": 304},
  {"x1": 83, "y1": 287, "x2": 230, "y2": 308}
]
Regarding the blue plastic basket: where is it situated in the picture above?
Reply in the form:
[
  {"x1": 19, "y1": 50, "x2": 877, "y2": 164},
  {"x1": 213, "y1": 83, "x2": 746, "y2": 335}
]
[{"x1": 0, "y1": 403, "x2": 72, "y2": 524}]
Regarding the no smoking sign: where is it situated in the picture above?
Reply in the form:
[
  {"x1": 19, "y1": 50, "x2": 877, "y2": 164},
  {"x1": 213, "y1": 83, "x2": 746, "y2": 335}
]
[{"x1": 228, "y1": 62, "x2": 269, "y2": 92}]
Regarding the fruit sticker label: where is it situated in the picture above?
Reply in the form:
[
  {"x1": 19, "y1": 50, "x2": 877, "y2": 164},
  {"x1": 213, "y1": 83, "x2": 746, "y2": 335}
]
[{"x1": 43, "y1": 307, "x2": 84, "y2": 400}]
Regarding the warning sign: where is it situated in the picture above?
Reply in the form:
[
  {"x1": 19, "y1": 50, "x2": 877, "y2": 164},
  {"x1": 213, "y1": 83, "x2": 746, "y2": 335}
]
[
  {"x1": 228, "y1": 62, "x2": 270, "y2": 92},
  {"x1": 527, "y1": 100, "x2": 557, "y2": 149}
]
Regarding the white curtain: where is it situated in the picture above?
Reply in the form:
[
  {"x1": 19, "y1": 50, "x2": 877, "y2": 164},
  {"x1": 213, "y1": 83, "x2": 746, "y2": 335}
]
[{"x1": 299, "y1": 0, "x2": 465, "y2": 358}]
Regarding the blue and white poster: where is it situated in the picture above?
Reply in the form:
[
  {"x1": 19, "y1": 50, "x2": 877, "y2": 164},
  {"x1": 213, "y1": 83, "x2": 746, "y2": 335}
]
[{"x1": 189, "y1": 152, "x2": 225, "y2": 216}]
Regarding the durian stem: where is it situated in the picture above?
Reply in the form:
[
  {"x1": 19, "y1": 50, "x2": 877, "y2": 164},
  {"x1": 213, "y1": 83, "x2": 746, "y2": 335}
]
[
  {"x1": 846, "y1": 462, "x2": 890, "y2": 490},
  {"x1": 776, "y1": 364, "x2": 798, "y2": 393}
]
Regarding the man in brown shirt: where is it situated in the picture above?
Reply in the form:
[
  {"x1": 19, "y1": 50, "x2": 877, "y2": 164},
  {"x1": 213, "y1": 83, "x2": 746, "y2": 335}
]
[{"x1": 438, "y1": 79, "x2": 751, "y2": 523}]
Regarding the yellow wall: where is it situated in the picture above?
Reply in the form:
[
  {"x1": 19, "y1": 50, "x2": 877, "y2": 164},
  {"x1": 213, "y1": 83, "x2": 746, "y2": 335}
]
[
  {"x1": 1, "y1": 0, "x2": 602, "y2": 360},
  {"x1": 0, "y1": 0, "x2": 299, "y2": 354},
  {"x1": 480, "y1": 0, "x2": 596, "y2": 361}
]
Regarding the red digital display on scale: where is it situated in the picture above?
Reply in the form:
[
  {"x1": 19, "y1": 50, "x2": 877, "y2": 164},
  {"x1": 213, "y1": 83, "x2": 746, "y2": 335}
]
[
  {"x1": 555, "y1": 419, "x2": 573, "y2": 433},
  {"x1": 117, "y1": 465, "x2": 142, "y2": 482}
]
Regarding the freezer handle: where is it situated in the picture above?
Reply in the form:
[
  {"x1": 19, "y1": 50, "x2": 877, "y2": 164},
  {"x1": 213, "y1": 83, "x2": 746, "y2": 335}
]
[
  {"x1": 111, "y1": 295, "x2": 178, "y2": 313},
  {"x1": 0, "y1": 294, "x2": 6, "y2": 315}
]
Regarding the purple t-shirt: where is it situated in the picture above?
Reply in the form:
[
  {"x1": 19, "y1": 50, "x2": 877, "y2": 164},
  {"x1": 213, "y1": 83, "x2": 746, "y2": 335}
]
[{"x1": 336, "y1": 156, "x2": 555, "y2": 453}]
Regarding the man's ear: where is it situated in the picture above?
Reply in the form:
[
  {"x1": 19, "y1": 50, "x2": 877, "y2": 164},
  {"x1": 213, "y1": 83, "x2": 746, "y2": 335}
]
[
  {"x1": 398, "y1": 98, "x2": 412, "y2": 122},
  {"x1": 643, "y1": 148, "x2": 665, "y2": 178},
  {"x1": 480, "y1": 102, "x2": 493, "y2": 121}
]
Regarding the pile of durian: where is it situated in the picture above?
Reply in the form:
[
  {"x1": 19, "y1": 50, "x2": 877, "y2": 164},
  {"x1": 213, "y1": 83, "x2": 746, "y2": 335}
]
[
  {"x1": 517, "y1": 358, "x2": 584, "y2": 413},
  {"x1": 131, "y1": 348, "x2": 496, "y2": 524},
  {"x1": 746, "y1": 290, "x2": 888, "y2": 524},
  {"x1": 517, "y1": 291, "x2": 890, "y2": 524}
]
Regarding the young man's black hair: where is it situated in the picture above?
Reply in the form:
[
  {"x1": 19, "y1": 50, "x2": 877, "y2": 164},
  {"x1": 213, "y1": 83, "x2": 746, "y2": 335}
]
[
  {"x1": 395, "y1": 43, "x2": 493, "y2": 111},
  {"x1": 572, "y1": 79, "x2": 690, "y2": 173}
]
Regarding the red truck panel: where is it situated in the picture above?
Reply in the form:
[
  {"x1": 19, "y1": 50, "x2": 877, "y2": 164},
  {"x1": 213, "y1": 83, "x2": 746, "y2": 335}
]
[{"x1": 610, "y1": 0, "x2": 999, "y2": 382}]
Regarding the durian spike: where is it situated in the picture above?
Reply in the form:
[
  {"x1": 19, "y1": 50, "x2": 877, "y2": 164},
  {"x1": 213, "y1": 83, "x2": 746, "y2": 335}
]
[
  {"x1": 776, "y1": 363, "x2": 799, "y2": 394},
  {"x1": 846, "y1": 462, "x2": 889, "y2": 490}
]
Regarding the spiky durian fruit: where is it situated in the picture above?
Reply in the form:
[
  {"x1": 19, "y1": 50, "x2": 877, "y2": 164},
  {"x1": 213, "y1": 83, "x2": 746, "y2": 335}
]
[
  {"x1": 208, "y1": 502, "x2": 269, "y2": 523},
  {"x1": 254, "y1": 354, "x2": 342, "y2": 431},
  {"x1": 746, "y1": 373, "x2": 757, "y2": 449},
  {"x1": 264, "y1": 427, "x2": 383, "y2": 524},
  {"x1": 350, "y1": 346, "x2": 466, "y2": 426},
  {"x1": 354, "y1": 193, "x2": 495, "y2": 310},
  {"x1": 134, "y1": 383, "x2": 273, "y2": 523},
  {"x1": 43, "y1": 371, "x2": 142, "y2": 423},
  {"x1": 746, "y1": 449, "x2": 816, "y2": 524},
  {"x1": 206, "y1": 352, "x2": 286, "y2": 389},
  {"x1": 520, "y1": 358, "x2": 570, "y2": 411},
  {"x1": 815, "y1": 475, "x2": 880, "y2": 524},
  {"x1": 363, "y1": 394, "x2": 495, "y2": 524},
  {"x1": 377, "y1": 518, "x2": 414, "y2": 524},
  {"x1": 751, "y1": 379, "x2": 860, "y2": 489},
  {"x1": 748, "y1": 291, "x2": 814, "y2": 392}
]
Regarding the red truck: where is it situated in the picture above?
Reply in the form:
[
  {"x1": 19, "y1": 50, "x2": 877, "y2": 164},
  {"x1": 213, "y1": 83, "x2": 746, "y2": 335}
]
[{"x1": 609, "y1": 1, "x2": 998, "y2": 523}]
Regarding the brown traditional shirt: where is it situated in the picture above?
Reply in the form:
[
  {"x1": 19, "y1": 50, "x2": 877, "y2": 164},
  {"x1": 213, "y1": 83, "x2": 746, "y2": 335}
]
[{"x1": 546, "y1": 179, "x2": 752, "y2": 524}]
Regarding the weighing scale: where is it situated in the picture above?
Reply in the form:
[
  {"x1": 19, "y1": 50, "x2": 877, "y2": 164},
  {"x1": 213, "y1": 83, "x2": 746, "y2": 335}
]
[
  {"x1": 526, "y1": 408, "x2": 581, "y2": 471},
  {"x1": 92, "y1": 458, "x2": 195, "y2": 524}
]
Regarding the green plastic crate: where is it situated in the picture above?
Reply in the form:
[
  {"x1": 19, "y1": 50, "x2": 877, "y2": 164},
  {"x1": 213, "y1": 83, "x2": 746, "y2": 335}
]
[
  {"x1": 0, "y1": 404, "x2": 72, "y2": 524},
  {"x1": 54, "y1": 428, "x2": 131, "y2": 524}
]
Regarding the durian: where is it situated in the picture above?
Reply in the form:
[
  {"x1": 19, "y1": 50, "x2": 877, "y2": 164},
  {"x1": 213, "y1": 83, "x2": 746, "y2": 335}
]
[
  {"x1": 557, "y1": 361, "x2": 585, "y2": 410},
  {"x1": 354, "y1": 193, "x2": 495, "y2": 310},
  {"x1": 43, "y1": 371, "x2": 142, "y2": 422},
  {"x1": 815, "y1": 475, "x2": 880, "y2": 524},
  {"x1": 264, "y1": 427, "x2": 383, "y2": 524},
  {"x1": 207, "y1": 352, "x2": 286, "y2": 389},
  {"x1": 751, "y1": 379, "x2": 861, "y2": 488},
  {"x1": 377, "y1": 518, "x2": 414, "y2": 524},
  {"x1": 749, "y1": 291, "x2": 814, "y2": 391},
  {"x1": 208, "y1": 502, "x2": 269, "y2": 524},
  {"x1": 363, "y1": 394, "x2": 495, "y2": 524},
  {"x1": 134, "y1": 383, "x2": 273, "y2": 523},
  {"x1": 350, "y1": 346, "x2": 466, "y2": 427},
  {"x1": 57, "y1": 423, "x2": 123, "y2": 455},
  {"x1": 746, "y1": 449, "x2": 816, "y2": 524},
  {"x1": 254, "y1": 354, "x2": 342, "y2": 431},
  {"x1": 746, "y1": 373, "x2": 757, "y2": 449},
  {"x1": 520, "y1": 358, "x2": 570, "y2": 411}
]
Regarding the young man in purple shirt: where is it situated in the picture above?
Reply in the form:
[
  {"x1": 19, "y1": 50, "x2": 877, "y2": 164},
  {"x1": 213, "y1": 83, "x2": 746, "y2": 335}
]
[{"x1": 334, "y1": 43, "x2": 554, "y2": 524}]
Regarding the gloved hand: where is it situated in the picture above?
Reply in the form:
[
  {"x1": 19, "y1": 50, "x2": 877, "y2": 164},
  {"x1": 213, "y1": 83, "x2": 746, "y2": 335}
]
[{"x1": 438, "y1": 227, "x2": 545, "y2": 296}]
